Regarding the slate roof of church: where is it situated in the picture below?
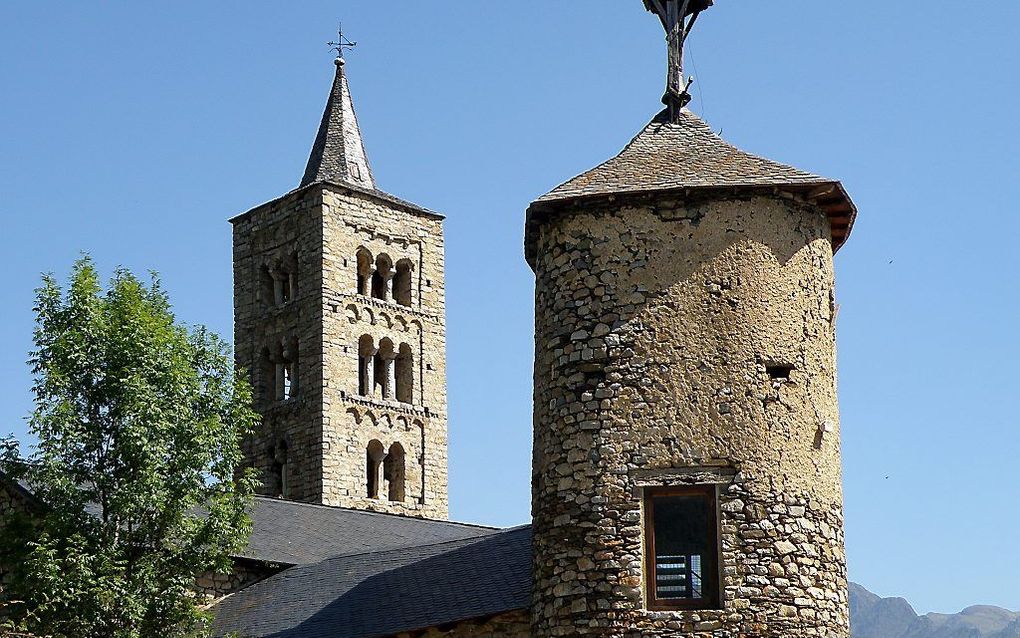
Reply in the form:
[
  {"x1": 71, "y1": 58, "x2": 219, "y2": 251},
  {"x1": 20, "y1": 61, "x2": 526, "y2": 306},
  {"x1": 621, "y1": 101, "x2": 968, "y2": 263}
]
[
  {"x1": 526, "y1": 108, "x2": 856, "y2": 265},
  {"x1": 211, "y1": 525, "x2": 532, "y2": 638},
  {"x1": 0, "y1": 477, "x2": 527, "y2": 636},
  {"x1": 240, "y1": 497, "x2": 498, "y2": 566}
]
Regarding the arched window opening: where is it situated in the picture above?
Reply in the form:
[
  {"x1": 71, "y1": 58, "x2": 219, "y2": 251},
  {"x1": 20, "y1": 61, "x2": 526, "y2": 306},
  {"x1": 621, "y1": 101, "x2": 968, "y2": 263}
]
[
  {"x1": 358, "y1": 335, "x2": 376, "y2": 397},
  {"x1": 366, "y1": 440, "x2": 385, "y2": 499},
  {"x1": 356, "y1": 248, "x2": 374, "y2": 296},
  {"x1": 384, "y1": 443, "x2": 406, "y2": 502},
  {"x1": 270, "y1": 441, "x2": 289, "y2": 498},
  {"x1": 260, "y1": 265, "x2": 275, "y2": 306},
  {"x1": 280, "y1": 252, "x2": 298, "y2": 304},
  {"x1": 262, "y1": 254, "x2": 299, "y2": 307},
  {"x1": 377, "y1": 339, "x2": 395, "y2": 401},
  {"x1": 396, "y1": 343, "x2": 413, "y2": 404},
  {"x1": 279, "y1": 338, "x2": 298, "y2": 401},
  {"x1": 393, "y1": 259, "x2": 413, "y2": 307},
  {"x1": 372, "y1": 254, "x2": 393, "y2": 302},
  {"x1": 260, "y1": 346, "x2": 276, "y2": 405}
]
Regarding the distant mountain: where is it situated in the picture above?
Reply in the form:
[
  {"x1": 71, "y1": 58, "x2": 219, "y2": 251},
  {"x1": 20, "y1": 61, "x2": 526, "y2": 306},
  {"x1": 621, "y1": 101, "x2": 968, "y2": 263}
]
[{"x1": 851, "y1": 583, "x2": 1020, "y2": 638}]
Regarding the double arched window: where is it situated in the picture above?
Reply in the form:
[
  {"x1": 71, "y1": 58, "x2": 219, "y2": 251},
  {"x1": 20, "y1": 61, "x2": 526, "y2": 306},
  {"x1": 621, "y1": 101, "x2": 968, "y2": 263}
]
[
  {"x1": 366, "y1": 440, "x2": 405, "y2": 502},
  {"x1": 357, "y1": 336, "x2": 414, "y2": 404},
  {"x1": 355, "y1": 247, "x2": 414, "y2": 308},
  {"x1": 261, "y1": 253, "x2": 298, "y2": 307}
]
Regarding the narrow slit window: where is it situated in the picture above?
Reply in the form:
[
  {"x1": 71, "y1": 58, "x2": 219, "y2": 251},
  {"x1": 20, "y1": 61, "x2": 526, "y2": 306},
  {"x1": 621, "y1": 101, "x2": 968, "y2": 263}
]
[{"x1": 644, "y1": 486, "x2": 721, "y2": 611}]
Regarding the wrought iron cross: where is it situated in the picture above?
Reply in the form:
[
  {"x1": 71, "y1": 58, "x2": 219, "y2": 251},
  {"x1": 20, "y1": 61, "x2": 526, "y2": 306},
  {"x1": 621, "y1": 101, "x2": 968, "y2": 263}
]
[
  {"x1": 328, "y1": 23, "x2": 357, "y2": 60},
  {"x1": 644, "y1": 0, "x2": 713, "y2": 120}
]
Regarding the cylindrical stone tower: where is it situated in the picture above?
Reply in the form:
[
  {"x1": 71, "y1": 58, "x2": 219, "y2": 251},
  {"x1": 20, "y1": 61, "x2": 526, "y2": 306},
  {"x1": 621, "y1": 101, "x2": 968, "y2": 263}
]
[{"x1": 525, "y1": 6, "x2": 857, "y2": 637}]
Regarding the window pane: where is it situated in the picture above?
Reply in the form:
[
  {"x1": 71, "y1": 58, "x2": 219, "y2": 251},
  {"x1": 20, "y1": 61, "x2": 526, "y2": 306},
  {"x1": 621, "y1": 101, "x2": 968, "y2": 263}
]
[{"x1": 653, "y1": 494, "x2": 710, "y2": 601}]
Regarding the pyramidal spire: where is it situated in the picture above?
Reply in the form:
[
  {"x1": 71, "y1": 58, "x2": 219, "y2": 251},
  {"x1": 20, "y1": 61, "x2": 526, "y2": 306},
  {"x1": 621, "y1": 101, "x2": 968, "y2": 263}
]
[{"x1": 300, "y1": 55, "x2": 376, "y2": 190}]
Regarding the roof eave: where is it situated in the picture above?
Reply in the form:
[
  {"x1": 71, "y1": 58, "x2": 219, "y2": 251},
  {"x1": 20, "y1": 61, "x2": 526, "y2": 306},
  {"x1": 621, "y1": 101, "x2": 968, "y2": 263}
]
[
  {"x1": 230, "y1": 180, "x2": 444, "y2": 225},
  {"x1": 525, "y1": 181, "x2": 857, "y2": 269},
  {"x1": 0, "y1": 467, "x2": 45, "y2": 511}
]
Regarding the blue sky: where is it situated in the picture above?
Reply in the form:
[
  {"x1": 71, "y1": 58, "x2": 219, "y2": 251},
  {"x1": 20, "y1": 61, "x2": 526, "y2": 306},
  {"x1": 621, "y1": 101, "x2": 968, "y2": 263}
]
[{"x1": 1, "y1": 1, "x2": 1017, "y2": 616}]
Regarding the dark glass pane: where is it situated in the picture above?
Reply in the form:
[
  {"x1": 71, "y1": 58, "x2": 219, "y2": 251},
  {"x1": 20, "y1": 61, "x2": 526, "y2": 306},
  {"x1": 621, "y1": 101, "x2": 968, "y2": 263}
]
[{"x1": 653, "y1": 494, "x2": 710, "y2": 601}]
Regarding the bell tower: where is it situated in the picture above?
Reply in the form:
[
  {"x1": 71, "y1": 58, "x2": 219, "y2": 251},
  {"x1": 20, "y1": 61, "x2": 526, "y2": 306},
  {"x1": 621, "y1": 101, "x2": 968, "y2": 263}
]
[
  {"x1": 231, "y1": 45, "x2": 449, "y2": 519},
  {"x1": 527, "y1": 2, "x2": 856, "y2": 635}
]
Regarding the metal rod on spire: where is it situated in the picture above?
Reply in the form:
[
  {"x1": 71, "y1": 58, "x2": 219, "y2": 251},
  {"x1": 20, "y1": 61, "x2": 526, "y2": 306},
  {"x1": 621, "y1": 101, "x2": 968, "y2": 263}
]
[{"x1": 644, "y1": 0, "x2": 713, "y2": 121}]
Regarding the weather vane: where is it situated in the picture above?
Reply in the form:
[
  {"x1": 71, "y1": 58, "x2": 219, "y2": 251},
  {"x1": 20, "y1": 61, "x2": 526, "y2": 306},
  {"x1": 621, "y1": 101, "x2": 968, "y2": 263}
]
[{"x1": 328, "y1": 23, "x2": 357, "y2": 61}]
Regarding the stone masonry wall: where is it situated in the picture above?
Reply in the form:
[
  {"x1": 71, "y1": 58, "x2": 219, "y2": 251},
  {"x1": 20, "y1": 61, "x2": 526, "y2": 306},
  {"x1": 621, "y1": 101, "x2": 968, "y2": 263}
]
[
  {"x1": 320, "y1": 186, "x2": 448, "y2": 519},
  {"x1": 233, "y1": 184, "x2": 448, "y2": 518},
  {"x1": 196, "y1": 560, "x2": 283, "y2": 601},
  {"x1": 0, "y1": 480, "x2": 33, "y2": 615},
  {"x1": 234, "y1": 188, "x2": 326, "y2": 503},
  {"x1": 0, "y1": 480, "x2": 29, "y2": 521},
  {"x1": 392, "y1": 611, "x2": 531, "y2": 638},
  {"x1": 530, "y1": 194, "x2": 849, "y2": 637}
]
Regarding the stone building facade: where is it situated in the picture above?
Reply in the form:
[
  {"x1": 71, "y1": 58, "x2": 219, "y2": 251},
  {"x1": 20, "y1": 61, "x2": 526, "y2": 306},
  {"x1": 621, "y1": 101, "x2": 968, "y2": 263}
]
[
  {"x1": 195, "y1": 560, "x2": 285, "y2": 601},
  {"x1": 0, "y1": 474, "x2": 36, "y2": 616},
  {"x1": 232, "y1": 58, "x2": 448, "y2": 518},
  {"x1": 0, "y1": 479, "x2": 30, "y2": 524}
]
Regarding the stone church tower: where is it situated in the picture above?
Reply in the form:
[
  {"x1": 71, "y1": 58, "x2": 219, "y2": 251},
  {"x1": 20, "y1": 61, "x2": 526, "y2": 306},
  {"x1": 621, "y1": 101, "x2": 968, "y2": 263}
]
[
  {"x1": 231, "y1": 53, "x2": 448, "y2": 519},
  {"x1": 527, "y1": 2, "x2": 857, "y2": 636}
]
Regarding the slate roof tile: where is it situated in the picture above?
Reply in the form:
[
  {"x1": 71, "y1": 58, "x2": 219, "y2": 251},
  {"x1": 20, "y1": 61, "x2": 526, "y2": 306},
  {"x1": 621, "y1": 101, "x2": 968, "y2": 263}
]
[
  {"x1": 537, "y1": 109, "x2": 829, "y2": 202},
  {"x1": 300, "y1": 59, "x2": 376, "y2": 190},
  {"x1": 240, "y1": 497, "x2": 497, "y2": 566},
  {"x1": 211, "y1": 525, "x2": 532, "y2": 638},
  {"x1": 526, "y1": 108, "x2": 857, "y2": 264}
]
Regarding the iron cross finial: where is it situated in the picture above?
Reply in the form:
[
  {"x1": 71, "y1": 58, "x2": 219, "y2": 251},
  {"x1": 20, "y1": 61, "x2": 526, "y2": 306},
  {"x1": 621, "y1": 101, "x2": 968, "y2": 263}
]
[{"x1": 328, "y1": 23, "x2": 357, "y2": 61}]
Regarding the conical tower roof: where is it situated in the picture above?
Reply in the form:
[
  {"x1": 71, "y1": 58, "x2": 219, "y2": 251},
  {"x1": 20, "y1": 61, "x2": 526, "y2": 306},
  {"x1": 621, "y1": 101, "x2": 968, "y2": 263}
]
[
  {"x1": 526, "y1": 109, "x2": 856, "y2": 266},
  {"x1": 300, "y1": 58, "x2": 376, "y2": 190},
  {"x1": 537, "y1": 108, "x2": 836, "y2": 200}
]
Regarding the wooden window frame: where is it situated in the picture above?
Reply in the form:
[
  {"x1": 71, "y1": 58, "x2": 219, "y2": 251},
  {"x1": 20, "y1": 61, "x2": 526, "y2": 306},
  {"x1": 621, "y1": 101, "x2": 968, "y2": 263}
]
[{"x1": 643, "y1": 485, "x2": 722, "y2": 611}]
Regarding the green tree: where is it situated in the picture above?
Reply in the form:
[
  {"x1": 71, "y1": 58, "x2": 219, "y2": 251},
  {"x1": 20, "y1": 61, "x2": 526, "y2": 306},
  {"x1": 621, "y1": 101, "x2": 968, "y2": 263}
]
[{"x1": 0, "y1": 257, "x2": 258, "y2": 638}]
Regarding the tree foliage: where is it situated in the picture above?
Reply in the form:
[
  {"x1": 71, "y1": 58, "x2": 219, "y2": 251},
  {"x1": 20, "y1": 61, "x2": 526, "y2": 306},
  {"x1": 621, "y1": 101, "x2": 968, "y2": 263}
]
[{"x1": 0, "y1": 257, "x2": 258, "y2": 638}]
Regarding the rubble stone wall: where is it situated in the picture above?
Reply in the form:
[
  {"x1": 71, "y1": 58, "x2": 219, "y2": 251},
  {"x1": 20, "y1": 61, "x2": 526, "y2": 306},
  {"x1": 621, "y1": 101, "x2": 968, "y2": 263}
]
[
  {"x1": 0, "y1": 480, "x2": 33, "y2": 613},
  {"x1": 0, "y1": 480, "x2": 29, "y2": 520},
  {"x1": 393, "y1": 610, "x2": 531, "y2": 638},
  {"x1": 196, "y1": 560, "x2": 283, "y2": 600},
  {"x1": 234, "y1": 188, "x2": 326, "y2": 504},
  {"x1": 529, "y1": 194, "x2": 849, "y2": 637}
]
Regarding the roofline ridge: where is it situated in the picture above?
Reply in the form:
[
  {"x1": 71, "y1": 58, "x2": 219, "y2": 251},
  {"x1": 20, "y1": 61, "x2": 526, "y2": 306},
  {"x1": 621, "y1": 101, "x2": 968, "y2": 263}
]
[
  {"x1": 253, "y1": 495, "x2": 501, "y2": 531},
  {"x1": 282, "y1": 524, "x2": 522, "y2": 568},
  {"x1": 230, "y1": 180, "x2": 443, "y2": 225}
]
